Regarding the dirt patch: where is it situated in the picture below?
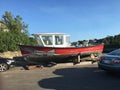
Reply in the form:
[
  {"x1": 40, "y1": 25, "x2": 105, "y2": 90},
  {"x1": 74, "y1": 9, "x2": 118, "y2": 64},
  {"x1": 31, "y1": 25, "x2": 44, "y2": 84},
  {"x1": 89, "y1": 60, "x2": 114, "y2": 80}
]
[{"x1": 0, "y1": 51, "x2": 22, "y2": 59}]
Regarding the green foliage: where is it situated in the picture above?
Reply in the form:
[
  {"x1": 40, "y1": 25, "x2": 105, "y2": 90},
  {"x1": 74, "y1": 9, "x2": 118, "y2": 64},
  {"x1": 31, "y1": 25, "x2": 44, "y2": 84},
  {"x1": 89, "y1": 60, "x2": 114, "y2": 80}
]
[
  {"x1": 71, "y1": 42, "x2": 77, "y2": 46},
  {"x1": 0, "y1": 11, "x2": 37, "y2": 52},
  {"x1": 0, "y1": 11, "x2": 28, "y2": 34},
  {"x1": 103, "y1": 34, "x2": 120, "y2": 46},
  {"x1": 0, "y1": 31, "x2": 37, "y2": 52},
  {"x1": 72, "y1": 34, "x2": 120, "y2": 49}
]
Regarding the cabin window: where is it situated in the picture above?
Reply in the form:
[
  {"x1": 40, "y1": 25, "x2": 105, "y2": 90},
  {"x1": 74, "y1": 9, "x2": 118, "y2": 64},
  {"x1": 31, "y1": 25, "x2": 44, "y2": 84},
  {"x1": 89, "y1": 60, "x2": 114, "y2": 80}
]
[
  {"x1": 66, "y1": 36, "x2": 70, "y2": 43},
  {"x1": 55, "y1": 35, "x2": 63, "y2": 45},
  {"x1": 34, "y1": 36, "x2": 43, "y2": 46},
  {"x1": 42, "y1": 36, "x2": 53, "y2": 45}
]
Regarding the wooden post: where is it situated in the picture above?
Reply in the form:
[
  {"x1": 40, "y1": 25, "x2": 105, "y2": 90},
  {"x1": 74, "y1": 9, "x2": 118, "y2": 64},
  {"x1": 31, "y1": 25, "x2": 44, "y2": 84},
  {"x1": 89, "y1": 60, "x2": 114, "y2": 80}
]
[
  {"x1": 73, "y1": 54, "x2": 81, "y2": 65},
  {"x1": 77, "y1": 54, "x2": 81, "y2": 63}
]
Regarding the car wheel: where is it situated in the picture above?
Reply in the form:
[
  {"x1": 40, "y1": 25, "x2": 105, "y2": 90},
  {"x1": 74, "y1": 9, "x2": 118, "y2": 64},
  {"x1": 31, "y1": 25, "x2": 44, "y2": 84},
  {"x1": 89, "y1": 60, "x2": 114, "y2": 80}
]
[{"x1": 0, "y1": 63, "x2": 9, "y2": 72}]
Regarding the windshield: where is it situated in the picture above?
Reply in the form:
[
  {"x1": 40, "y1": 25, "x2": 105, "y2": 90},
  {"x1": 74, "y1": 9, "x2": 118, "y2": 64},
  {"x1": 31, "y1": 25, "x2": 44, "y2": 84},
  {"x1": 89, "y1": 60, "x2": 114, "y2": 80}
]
[
  {"x1": 42, "y1": 36, "x2": 53, "y2": 45},
  {"x1": 108, "y1": 49, "x2": 120, "y2": 56},
  {"x1": 55, "y1": 35, "x2": 63, "y2": 45}
]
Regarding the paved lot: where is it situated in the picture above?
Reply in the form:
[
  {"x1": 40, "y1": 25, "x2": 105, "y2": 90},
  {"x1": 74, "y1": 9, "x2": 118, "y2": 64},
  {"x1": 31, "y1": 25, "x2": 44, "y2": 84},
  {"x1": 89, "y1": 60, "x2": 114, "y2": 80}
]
[{"x1": 1, "y1": 62, "x2": 120, "y2": 90}]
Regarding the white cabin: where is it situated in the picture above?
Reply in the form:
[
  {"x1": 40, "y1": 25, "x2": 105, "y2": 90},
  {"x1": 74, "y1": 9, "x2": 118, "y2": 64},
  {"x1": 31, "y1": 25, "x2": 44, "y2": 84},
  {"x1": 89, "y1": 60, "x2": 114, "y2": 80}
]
[{"x1": 32, "y1": 33, "x2": 71, "y2": 47}]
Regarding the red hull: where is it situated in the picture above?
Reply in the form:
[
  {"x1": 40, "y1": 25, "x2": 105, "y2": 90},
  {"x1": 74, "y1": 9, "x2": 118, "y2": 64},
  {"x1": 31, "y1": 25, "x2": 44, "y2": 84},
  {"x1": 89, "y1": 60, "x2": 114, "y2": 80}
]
[{"x1": 19, "y1": 44, "x2": 104, "y2": 56}]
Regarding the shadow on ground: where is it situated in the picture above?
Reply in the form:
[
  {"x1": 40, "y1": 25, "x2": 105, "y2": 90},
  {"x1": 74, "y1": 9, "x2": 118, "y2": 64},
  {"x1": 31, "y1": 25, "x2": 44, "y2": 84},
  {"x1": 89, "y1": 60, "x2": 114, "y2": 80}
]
[{"x1": 38, "y1": 66, "x2": 120, "y2": 90}]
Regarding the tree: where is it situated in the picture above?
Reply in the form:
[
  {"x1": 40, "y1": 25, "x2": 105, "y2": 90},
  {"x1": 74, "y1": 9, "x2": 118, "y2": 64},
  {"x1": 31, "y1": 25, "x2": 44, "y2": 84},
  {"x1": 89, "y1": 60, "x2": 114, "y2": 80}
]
[
  {"x1": 0, "y1": 11, "x2": 28, "y2": 35},
  {"x1": 0, "y1": 11, "x2": 36, "y2": 52},
  {"x1": 0, "y1": 11, "x2": 30, "y2": 44},
  {"x1": 71, "y1": 42, "x2": 77, "y2": 46}
]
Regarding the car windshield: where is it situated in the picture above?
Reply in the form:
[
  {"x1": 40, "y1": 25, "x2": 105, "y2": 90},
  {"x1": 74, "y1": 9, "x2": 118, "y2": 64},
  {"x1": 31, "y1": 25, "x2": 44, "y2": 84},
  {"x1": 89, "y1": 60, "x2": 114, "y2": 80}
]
[{"x1": 108, "y1": 49, "x2": 120, "y2": 56}]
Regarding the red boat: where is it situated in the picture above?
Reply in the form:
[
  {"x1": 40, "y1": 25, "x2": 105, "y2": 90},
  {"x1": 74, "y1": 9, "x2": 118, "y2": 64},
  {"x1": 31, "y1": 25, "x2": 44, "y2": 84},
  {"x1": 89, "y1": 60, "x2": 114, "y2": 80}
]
[{"x1": 18, "y1": 33, "x2": 104, "y2": 63}]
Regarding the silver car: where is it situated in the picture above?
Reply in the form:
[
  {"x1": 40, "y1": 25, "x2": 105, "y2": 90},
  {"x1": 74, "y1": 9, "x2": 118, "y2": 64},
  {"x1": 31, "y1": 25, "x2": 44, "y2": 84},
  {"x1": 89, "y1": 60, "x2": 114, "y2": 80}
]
[{"x1": 98, "y1": 49, "x2": 120, "y2": 72}]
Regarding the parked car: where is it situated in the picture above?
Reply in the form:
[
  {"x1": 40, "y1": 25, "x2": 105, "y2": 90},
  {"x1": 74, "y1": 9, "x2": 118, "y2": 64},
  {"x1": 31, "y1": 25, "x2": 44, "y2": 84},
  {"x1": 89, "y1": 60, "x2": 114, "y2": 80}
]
[
  {"x1": 98, "y1": 49, "x2": 120, "y2": 72},
  {"x1": 0, "y1": 58, "x2": 14, "y2": 72}
]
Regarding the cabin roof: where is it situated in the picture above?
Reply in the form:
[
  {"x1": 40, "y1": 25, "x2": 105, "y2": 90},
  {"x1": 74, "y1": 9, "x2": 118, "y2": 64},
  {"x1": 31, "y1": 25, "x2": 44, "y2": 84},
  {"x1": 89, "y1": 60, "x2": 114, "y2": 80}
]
[{"x1": 32, "y1": 33, "x2": 70, "y2": 36}]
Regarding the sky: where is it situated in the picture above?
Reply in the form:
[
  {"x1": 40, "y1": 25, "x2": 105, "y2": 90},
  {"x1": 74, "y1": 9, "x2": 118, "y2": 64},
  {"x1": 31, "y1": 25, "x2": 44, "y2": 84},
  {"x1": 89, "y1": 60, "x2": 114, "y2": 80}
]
[{"x1": 0, "y1": 0, "x2": 120, "y2": 41}]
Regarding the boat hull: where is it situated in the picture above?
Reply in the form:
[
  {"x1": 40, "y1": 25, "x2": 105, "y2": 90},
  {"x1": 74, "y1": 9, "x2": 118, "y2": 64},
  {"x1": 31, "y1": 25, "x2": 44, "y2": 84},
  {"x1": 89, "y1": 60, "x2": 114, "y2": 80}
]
[
  {"x1": 18, "y1": 44, "x2": 104, "y2": 63},
  {"x1": 19, "y1": 44, "x2": 104, "y2": 56}
]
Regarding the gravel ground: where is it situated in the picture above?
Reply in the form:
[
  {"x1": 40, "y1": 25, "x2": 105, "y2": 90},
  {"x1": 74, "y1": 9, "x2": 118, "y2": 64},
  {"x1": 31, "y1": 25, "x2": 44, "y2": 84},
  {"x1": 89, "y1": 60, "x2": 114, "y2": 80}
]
[{"x1": 0, "y1": 62, "x2": 97, "y2": 90}]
